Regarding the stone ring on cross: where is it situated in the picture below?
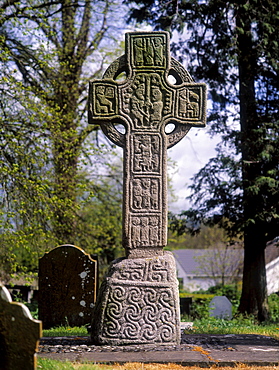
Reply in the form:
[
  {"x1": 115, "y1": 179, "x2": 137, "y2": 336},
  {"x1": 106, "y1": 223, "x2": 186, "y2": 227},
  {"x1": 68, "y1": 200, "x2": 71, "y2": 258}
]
[
  {"x1": 88, "y1": 31, "x2": 207, "y2": 258},
  {"x1": 88, "y1": 31, "x2": 207, "y2": 346}
]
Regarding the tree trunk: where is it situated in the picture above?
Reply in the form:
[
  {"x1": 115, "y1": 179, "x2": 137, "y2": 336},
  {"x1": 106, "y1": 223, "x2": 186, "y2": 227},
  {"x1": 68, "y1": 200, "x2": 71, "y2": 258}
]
[
  {"x1": 239, "y1": 227, "x2": 269, "y2": 321},
  {"x1": 236, "y1": 4, "x2": 269, "y2": 321},
  {"x1": 52, "y1": 135, "x2": 79, "y2": 244},
  {"x1": 51, "y1": 0, "x2": 82, "y2": 244}
]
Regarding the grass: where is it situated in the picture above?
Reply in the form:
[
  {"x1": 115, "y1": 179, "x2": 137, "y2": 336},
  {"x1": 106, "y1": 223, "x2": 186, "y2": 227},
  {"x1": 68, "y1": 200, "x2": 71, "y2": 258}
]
[
  {"x1": 39, "y1": 320, "x2": 279, "y2": 369},
  {"x1": 37, "y1": 359, "x2": 279, "y2": 370},
  {"x1": 42, "y1": 317, "x2": 279, "y2": 340},
  {"x1": 39, "y1": 294, "x2": 279, "y2": 369},
  {"x1": 182, "y1": 316, "x2": 279, "y2": 340},
  {"x1": 43, "y1": 326, "x2": 88, "y2": 337}
]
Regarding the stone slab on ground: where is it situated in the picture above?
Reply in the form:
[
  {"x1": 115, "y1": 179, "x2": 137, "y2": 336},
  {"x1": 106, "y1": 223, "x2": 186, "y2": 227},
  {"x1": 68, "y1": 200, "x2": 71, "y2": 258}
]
[{"x1": 38, "y1": 333, "x2": 279, "y2": 366}]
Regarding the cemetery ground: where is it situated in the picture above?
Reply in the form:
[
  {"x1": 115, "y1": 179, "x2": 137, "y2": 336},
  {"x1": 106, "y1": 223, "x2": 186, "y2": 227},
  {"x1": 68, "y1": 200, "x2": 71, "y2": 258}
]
[
  {"x1": 37, "y1": 360, "x2": 279, "y2": 370},
  {"x1": 3, "y1": 282, "x2": 278, "y2": 368},
  {"x1": 36, "y1": 296, "x2": 279, "y2": 369}
]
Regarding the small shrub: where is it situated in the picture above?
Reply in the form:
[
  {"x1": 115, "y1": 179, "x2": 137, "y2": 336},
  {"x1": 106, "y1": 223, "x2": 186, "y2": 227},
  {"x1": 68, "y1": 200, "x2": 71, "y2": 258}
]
[
  {"x1": 26, "y1": 301, "x2": 38, "y2": 319},
  {"x1": 206, "y1": 283, "x2": 241, "y2": 301},
  {"x1": 268, "y1": 293, "x2": 279, "y2": 322}
]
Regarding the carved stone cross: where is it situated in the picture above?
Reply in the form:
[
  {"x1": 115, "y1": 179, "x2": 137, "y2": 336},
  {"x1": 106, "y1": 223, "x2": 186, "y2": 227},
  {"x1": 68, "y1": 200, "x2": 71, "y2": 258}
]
[
  {"x1": 88, "y1": 31, "x2": 207, "y2": 346},
  {"x1": 89, "y1": 32, "x2": 206, "y2": 258}
]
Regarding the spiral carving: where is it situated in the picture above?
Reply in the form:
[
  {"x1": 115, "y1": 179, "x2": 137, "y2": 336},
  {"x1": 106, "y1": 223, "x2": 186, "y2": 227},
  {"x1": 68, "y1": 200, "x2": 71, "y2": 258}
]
[
  {"x1": 141, "y1": 322, "x2": 157, "y2": 340},
  {"x1": 104, "y1": 318, "x2": 120, "y2": 336},
  {"x1": 122, "y1": 322, "x2": 139, "y2": 338},
  {"x1": 91, "y1": 253, "x2": 181, "y2": 344},
  {"x1": 160, "y1": 322, "x2": 174, "y2": 341},
  {"x1": 111, "y1": 286, "x2": 126, "y2": 301},
  {"x1": 102, "y1": 284, "x2": 178, "y2": 342}
]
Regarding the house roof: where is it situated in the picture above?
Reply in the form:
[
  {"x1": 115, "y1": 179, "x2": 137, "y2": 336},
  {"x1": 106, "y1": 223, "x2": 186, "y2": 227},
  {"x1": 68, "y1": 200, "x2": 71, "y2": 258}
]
[
  {"x1": 172, "y1": 249, "x2": 244, "y2": 277},
  {"x1": 173, "y1": 245, "x2": 279, "y2": 276},
  {"x1": 173, "y1": 249, "x2": 207, "y2": 275}
]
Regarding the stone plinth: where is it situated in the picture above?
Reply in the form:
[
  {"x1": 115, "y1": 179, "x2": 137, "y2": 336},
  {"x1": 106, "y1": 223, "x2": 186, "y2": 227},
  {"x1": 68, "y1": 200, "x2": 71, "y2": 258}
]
[{"x1": 91, "y1": 251, "x2": 180, "y2": 345}]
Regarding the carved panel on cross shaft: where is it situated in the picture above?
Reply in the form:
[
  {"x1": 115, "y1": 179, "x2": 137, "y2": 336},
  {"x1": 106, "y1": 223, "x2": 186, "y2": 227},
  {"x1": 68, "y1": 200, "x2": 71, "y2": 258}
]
[
  {"x1": 176, "y1": 86, "x2": 206, "y2": 123},
  {"x1": 121, "y1": 73, "x2": 172, "y2": 129},
  {"x1": 132, "y1": 134, "x2": 160, "y2": 173},
  {"x1": 130, "y1": 34, "x2": 168, "y2": 69},
  {"x1": 130, "y1": 215, "x2": 160, "y2": 248},
  {"x1": 113, "y1": 257, "x2": 175, "y2": 283},
  {"x1": 131, "y1": 178, "x2": 159, "y2": 211}
]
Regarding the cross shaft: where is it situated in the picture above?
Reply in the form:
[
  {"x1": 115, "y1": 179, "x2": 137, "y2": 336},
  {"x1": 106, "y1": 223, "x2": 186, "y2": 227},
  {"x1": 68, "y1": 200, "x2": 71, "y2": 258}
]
[{"x1": 89, "y1": 32, "x2": 206, "y2": 258}]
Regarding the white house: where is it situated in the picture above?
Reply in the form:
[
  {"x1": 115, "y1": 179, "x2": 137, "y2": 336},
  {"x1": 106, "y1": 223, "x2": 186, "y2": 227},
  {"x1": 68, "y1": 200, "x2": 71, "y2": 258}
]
[
  {"x1": 266, "y1": 256, "x2": 279, "y2": 295},
  {"x1": 173, "y1": 246, "x2": 279, "y2": 294},
  {"x1": 173, "y1": 248, "x2": 243, "y2": 292}
]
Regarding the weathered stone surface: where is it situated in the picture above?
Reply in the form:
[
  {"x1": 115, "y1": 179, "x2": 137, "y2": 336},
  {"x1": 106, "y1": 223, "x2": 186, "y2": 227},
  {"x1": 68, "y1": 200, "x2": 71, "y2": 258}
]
[
  {"x1": 38, "y1": 244, "x2": 97, "y2": 329},
  {"x1": 209, "y1": 296, "x2": 232, "y2": 320},
  {"x1": 88, "y1": 31, "x2": 207, "y2": 345},
  {"x1": 91, "y1": 252, "x2": 180, "y2": 345},
  {"x1": 89, "y1": 32, "x2": 207, "y2": 259},
  {"x1": 0, "y1": 284, "x2": 42, "y2": 370}
]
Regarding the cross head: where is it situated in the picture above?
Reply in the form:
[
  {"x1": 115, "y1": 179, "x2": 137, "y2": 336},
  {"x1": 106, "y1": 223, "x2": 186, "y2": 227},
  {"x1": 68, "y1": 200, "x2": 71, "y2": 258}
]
[{"x1": 89, "y1": 32, "x2": 207, "y2": 258}]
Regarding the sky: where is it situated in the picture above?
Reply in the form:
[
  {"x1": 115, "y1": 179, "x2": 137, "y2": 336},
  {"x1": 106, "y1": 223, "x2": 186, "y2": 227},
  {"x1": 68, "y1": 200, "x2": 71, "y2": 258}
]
[{"x1": 168, "y1": 125, "x2": 219, "y2": 213}]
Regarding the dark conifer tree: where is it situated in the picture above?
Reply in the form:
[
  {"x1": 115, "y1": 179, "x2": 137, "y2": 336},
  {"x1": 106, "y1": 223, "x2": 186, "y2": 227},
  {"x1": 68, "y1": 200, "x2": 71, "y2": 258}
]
[{"x1": 125, "y1": 0, "x2": 279, "y2": 321}]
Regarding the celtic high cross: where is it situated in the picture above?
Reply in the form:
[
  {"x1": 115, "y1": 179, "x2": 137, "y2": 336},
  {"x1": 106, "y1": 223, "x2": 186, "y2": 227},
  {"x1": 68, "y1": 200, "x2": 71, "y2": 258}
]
[{"x1": 89, "y1": 32, "x2": 206, "y2": 258}]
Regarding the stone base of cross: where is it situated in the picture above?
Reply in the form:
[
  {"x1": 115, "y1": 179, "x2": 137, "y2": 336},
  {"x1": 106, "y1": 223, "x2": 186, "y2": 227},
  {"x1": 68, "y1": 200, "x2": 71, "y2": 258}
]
[
  {"x1": 91, "y1": 252, "x2": 180, "y2": 344},
  {"x1": 88, "y1": 31, "x2": 206, "y2": 345}
]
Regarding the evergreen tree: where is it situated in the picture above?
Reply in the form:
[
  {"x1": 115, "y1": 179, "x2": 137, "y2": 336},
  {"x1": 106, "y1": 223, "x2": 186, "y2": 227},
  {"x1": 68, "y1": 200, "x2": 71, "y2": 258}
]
[{"x1": 126, "y1": 0, "x2": 279, "y2": 321}]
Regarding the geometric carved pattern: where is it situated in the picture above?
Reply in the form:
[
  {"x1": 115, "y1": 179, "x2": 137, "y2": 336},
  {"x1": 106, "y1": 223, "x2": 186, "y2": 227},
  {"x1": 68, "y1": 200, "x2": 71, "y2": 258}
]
[
  {"x1": 91, "y1": 252, "x2": 181, "y2": 345},
  {"x1": 103, "y1": 285, "x2": 177, "y2": 343}
]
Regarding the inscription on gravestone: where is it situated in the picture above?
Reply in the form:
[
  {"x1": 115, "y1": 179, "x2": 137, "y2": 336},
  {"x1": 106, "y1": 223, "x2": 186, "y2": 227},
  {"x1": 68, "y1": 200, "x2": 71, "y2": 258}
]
[{"x1": 88, "y1": 31, "x2": 206, "y2": 345}]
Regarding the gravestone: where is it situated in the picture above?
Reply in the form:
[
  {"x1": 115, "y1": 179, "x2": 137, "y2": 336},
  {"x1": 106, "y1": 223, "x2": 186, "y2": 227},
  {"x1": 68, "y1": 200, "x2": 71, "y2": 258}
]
[
  {"x1": 209, "y1": 296, "x2": 232, "y2": 320},
  {"x1": 38, "y1": 244, "x2": 97, "y2": 328},
  {"x1": 88, "y1": 31, "x2": 207, "y2": 345},
  {"x1": 0, "y1": 284, "x2": 42, "y2": 370}
]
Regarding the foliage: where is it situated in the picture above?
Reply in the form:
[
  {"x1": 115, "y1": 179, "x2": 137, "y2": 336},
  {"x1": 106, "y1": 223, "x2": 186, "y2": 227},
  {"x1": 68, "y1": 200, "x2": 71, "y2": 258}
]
[
  {"x1": 268, "y1": 293, "x2": 279, "y2": 322},
  {"x1": 181, "y1": 287, "x2": 279, "y2": 323},
  {"x1": 0, "y1": 0, "x2": 129, "y2": 277},
  {"x1": 206, "y1": 284, "x2": 241, "y2": 302},
  {"x1": 167, "y1": 221, "x2": 240, "y2": 249},
  {"x1": 125, "y1": 0, "x2": 279, "y2": 321}
]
